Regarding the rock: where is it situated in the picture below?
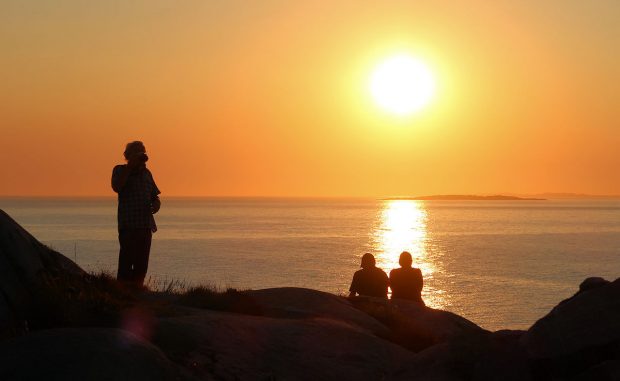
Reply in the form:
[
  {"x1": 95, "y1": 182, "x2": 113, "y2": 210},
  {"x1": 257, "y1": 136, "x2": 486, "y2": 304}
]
[
  {"x1": 579, "y1": 277, "x2": 611, "y2": 293},
  {"x1": 392, "y1": 335, "x2": 492, "y2": 381},
  {"x1": 247, "y1": 287, "x2": 389, "y2": 336},
  {"x1": 0, "y1": 328, "x2": 194, "y2": 381},
  {"x1": 0, "y1": 210, "x2": 84, "y2": 335},
  {"x1": 521, "y1": 278, "x2": 620, "y2": 359},
  {"x1": 521, "y1": 278, "x2": 620, "y2": 378},
  {"x1": 391, "y1": 299, "x2": 488, "y2": 342},
  {"x1": 572, "y1": 360, "x2": 620, "y2": 381},
  {"x1": 346, "y1": 297, "x2": 487, "y2": 354},
  {"x1": 393, "y1": 330, "x2": 532, "y2": 381},
  {"x1": 557, "y1": 277, "x2": 613, "y2": 306},
  {"x1": 4, "y1": 210, "x2": 620, "y2": 380},
  {"x1": 153, "y1": 308, "x2": 415, "y2": 381},
  {"x1": 471, "y1": 330, "x2": 531, "y2": 381}
]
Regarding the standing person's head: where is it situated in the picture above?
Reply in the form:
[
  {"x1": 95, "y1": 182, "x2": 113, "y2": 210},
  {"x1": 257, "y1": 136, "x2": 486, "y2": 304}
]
[
  {"x1": 399, "y1": 251, "x2": 413, "y2": 268},
  {"x1": 360, "y1": 253, "x2": 376, "y2": 269},
  {"x1": 123, "y1": 141, "x2": 148, "y2": 163}
]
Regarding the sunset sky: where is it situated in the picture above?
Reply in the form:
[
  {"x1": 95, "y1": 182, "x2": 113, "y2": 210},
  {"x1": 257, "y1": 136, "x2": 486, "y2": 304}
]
[{"x1": 2, "y1": 1, "x2": 619, "y2": 197}]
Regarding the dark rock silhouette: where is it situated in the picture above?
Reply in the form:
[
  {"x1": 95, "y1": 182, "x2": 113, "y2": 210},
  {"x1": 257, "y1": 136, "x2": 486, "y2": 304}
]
[
  {"x1": 154, "y1": 309, "x2": 415, "y2": 380},
  {"x1": 0, "y1": 328, "x2": 193, "y2": 381},
  {"x1": 247, "y1": 287, "x2": 390, "y2": 336},
  {"x1": 390, "y1": 298, "x2": 486, "y2": 342},
  {"x1": 521, "y1": 277, "x2": 620, "y2": 378},
  {"x1": 1, "y1": 208, "x2": 620, "y2": 380},
  {"x1": 0, "y1": 210, "x2": 83, "y2": 337}
]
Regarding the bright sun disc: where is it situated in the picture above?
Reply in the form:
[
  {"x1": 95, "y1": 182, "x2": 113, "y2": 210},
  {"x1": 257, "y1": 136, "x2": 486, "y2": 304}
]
[{"x1": 370, "y1": 55, "x2": 436, "y2": 116}]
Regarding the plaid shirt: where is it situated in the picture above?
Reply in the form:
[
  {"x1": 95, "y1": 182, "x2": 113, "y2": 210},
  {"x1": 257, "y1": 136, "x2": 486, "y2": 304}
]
[{"x1": 112, "y1": 165, "x2": 161, "y2": 232}]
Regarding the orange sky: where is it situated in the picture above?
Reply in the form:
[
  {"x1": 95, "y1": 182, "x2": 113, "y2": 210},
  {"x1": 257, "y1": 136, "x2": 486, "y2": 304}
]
[{"x1": 1, "y1": 1, "x2": 619, "y2": 197}]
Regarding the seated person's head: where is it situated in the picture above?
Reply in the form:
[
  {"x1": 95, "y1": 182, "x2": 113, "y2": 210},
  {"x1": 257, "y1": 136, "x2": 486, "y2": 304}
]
[
  {"x1": 399, "y1": 251, "x2": 413, "y2": 268},
  {"x1": 360, "y1": 253, "x2": 376, "y2": 269}
]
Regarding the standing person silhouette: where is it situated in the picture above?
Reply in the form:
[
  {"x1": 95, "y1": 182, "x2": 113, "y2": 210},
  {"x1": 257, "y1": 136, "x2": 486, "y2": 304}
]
[
  {"x1": 349, "y1": 253, "x2": 389, "y2": 298},
  {"x1": 389, "y1": 251, "x2": 424, "y2": 304},
  {"x1": 111, "y1": 141, "x2": 161, "y2": 286}
]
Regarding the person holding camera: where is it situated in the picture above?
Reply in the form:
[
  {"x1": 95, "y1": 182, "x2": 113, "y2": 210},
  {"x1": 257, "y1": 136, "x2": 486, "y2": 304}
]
[{"x1": 111, "y1": 141, "x2": 161, "y2": 286}]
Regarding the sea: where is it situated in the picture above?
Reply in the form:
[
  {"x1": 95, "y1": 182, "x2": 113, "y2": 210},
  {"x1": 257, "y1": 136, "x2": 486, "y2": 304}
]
[{"x1": 2, "y1": 197, "x2": 619, "y2": 331}]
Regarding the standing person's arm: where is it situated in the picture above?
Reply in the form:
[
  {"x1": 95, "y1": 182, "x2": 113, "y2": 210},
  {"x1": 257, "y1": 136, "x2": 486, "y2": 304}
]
[
  {"x1": 151, "y1": 196, "x2": 161, "y2": 214},
  {"x1": 111, "y1": 166, "x2": 130, "y2": 193},
  {"x1": 111, "y1": 159, "x2": 141, "y2": 193},
  {"x1": 148, "y1": 170, "x2": 162, "y2": 214}
]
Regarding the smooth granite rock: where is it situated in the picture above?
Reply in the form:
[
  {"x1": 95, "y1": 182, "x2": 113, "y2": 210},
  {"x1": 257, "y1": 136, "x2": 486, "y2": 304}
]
[
  {"x1": 2, "y1": 209, "x2": 620, "y2": 380},
  {"x1": 391, "y1": 298, "x2": 487, "y2": 342},
  {"x1": 521, "y1": 278, "x2": 620, "y2": 359},
  {"x1": 248, "y1": 287, "x2": 390, "y2": 336},
  {"x1": 0, "y1": 328, "x2": 195, "y2": 381},
  {"x1": 153, "y1": 308, "x2": 415, "y2": 381},
  {"x1": 0, "y1": 210, "x2": 84, "y2": 334}
]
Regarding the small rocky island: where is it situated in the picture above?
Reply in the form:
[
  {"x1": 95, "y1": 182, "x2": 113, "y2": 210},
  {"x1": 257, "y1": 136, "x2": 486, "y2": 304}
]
[{"x1": 1, "y1": 209, "x2": 618, "y2": 380}]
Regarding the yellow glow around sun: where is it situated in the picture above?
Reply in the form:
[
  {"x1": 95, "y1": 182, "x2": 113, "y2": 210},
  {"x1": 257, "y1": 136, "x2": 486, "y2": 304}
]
[{"x1": 370, "y1": 55, "x2": 436, "y2": 116}]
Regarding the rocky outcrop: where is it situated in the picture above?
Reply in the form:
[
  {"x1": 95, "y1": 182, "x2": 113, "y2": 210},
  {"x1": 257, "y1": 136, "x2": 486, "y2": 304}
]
[
  {"x1": 2, "y1": 209, "x2": 620, "y2": 380},
  {"x1": 391, "y1": 298, "x2": 487, "y2": 341},
  {"x1": 394, "y1": 329, "x2": 531, "y2": 381},
  {"x1": 0, "y1": 328, "x2": 194, "y2": 381},
  {"x1": 247, "y1": 287, "x2": 390, "y2": 336},
  {"x1": 520, "y1": 277, "x2": 620, "y2": 378},
  {"x1": 154, "y1": 309, "x2": 415, "y2": 381},
  {"x1": 522, "y1": 277, "x2": 620, "y2": 359},
  {"x1": 0, "y1": 210, "x2": 83, "y2": 336}
]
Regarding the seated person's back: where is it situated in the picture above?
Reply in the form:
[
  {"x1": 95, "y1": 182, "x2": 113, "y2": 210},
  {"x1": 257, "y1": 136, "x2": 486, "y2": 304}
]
[
  {"x1": 389, "y1": 251, "x2": 424, "y2": 304},
  {"x1": 349, "y1": 253, "x2": 388, "y2": 298}
]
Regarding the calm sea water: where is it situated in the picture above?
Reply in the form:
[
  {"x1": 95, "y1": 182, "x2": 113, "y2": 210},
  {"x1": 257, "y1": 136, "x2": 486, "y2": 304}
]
[{"x1": 2, "y1": 197, "x2": 619, "y2": 330}]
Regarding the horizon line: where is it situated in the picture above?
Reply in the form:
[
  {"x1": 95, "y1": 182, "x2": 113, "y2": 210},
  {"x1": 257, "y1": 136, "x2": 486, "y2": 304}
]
[{"x1": 1, "y1": 192, "x2": 620, "y2": 200}]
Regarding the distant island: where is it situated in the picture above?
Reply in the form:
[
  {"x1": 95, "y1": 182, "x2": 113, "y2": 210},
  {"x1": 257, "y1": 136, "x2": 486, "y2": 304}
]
[{"x1": 387, "y1": 194, "x2": 546, "y2": 201}]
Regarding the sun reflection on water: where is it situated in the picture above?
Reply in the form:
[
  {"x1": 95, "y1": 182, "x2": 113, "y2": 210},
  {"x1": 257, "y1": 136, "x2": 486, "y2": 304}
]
[{"x1": 373, "y1": 200, "x2": 447, "y2": 309}]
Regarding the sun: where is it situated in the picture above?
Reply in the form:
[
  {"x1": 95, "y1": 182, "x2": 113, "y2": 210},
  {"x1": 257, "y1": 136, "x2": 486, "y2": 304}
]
[{"x1": 370, "y1": 55, "x2": 436, "y2": 116}]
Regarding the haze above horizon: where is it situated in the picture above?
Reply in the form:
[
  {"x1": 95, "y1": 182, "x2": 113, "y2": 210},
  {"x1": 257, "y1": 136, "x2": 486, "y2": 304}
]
[{"x1": 2, "y1": 1, "x2": 619, "y2": 197}]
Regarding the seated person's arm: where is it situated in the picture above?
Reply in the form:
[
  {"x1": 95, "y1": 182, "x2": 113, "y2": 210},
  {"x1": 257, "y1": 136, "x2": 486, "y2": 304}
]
[
  {"x1": 349, "y1": 273, "x2": 359, "y2": 297},
  {"x1": 418, "y1": 269, "x2": 424, "y2": 292}
]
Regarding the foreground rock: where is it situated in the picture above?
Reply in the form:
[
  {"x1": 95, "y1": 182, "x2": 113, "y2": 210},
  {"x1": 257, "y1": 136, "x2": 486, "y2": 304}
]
[
  {"x1": 0, "y1": 328, "x2": 194, "y2": 381},
  {"x1": 0, "y1": 210, "x2": 84, "y2": 336},
  {"x1": 154, "y1": 309, "x2": 415, "y2": 380},
  {"x1": 391, "y1": 298, "x2": 487, "y2": 341},
  {"x1": 247, "y1": 287, "x2": 390, "y2": 336},
  {"x1": 521, "y1": 277, "x2": 620, "y2": 378},
  {"x1": 1, "y1": 209, "x2": 620, "y2": 380}
]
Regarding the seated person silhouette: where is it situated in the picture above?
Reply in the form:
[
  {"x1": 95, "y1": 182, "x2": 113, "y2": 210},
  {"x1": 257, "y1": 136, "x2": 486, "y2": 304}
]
[
  {"x1": 389, "y1": 251, "x2": 424, "y2": 304},
  {"x1": 349, "y1": 253, "x2": 388, "y2": 298}
]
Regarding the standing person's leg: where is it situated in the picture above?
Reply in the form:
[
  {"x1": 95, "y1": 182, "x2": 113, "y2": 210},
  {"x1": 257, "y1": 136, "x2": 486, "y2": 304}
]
[
  {"x1": 117, "y1": 229, "x2": 133, "y2": 281},
  {"x1": 132, "y1": 228, "x2": 153, "y2": 286}
]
